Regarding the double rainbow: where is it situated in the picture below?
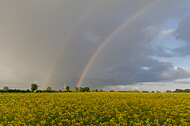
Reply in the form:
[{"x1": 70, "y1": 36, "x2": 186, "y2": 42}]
[{"x1": 76, "y1": 1, "x2": 158, "y2": 87}]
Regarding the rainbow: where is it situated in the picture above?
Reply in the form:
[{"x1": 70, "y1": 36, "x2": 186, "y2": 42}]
[
  {"x1": 42, "y1": 0, "x2": 102, "y2": 89},
  {"x1": 76, "y1": 1, "x2": 158, "y2": 87}
]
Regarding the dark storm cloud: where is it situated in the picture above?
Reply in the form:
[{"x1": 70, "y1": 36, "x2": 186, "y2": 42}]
[
  {"x1": 0, "y1": 0, "x2": 190, "y2": 89},
  {"x1": 80, "y1": 0, "x2": 190, "y2": 88}
]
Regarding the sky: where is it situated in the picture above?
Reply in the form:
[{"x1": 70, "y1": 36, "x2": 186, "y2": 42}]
[{"x1": 1, "y1": 0, "x2": 190, "y2": 91}]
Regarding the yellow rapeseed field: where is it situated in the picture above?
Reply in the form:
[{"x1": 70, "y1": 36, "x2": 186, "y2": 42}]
[{"x1": 0, "y1": 92, "x2": 190, "y2": 125}]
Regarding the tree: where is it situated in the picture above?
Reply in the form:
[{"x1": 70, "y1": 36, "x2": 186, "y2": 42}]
[
  {"x1": 79, "y1": 87, "x2": 83, "y2": 92},
  {"x1": 46, "y1": 87, "x2": 52, "y2": 91},
  {"x1": 84, "y1": 87, "x2": 90, "y2": 92},
  {"x1": 66, "y1": 86, "x2": 70, "y2": 91},
  {"x1": 75, "y1": 87, "x2": 79, "y2": 92},
  {"x1": 166, "y1": 90, "x2": 172, "y2": 93},
  {"x1": 3, "y1": 86, "x2": 9, "y2": 91},
  {"x1": 142, "y1": 91, "x2": 149, "y2": 93},
  {"x1": 95, "y1": 89, "x2": 98, "y2": 92},
  {"x1": 79, "y1": 87, "x2": 85, "y2": 92},
  {"x1": 91, "y1": 90, "x2": 96, "y2": 92},
  {"x1": 26, "y1": 89, "x2": 30, "y2": 92},
  {"x1": 175, "y1": 89, "x2": 183, "y2": 92},
  {"x1": 31, "y1": 83, "x2": 38, "y2": 92},
  {"x1": 184, "y1": 89, "x2": 190, "y2": 92},
  {"x1": 134, "y1": 90, "x2": 139, "y2": 92},
  {"x1": 78, "y1": 87, "x2": 90, "y2": 92},
  {"x1": 99, "y1": 88, "x2": 103, "y2": 92}
]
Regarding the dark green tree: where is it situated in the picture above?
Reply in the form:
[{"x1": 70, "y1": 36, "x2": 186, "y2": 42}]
[
  {"x1": 31, "y1": 83, "x2": 38, "y2": 92},
  {"x1": 175, "y1": 89, "x2": 183, "y2": 92},
  {"x1": 84, "y1": 87, "x2": 90, "y2": 92},
  {"x1": 79, "y1": 87, "x2": 83, "y2": 92},
  {"x1": 80, "y1": 87, "x2": 85, "y2": 92},
  {"x1": 166, "y1": 90, "x2": 172, "y2": 93},
  {"x1": 46, "y1": 87, "x2": 52, "y2": 91},
  {"x1": 184, "y1": 89, "x2": 190, "y2": 92},
  {"x1": 3, "y1": 86, "x2": 9, "y2": 91},
  {"x1": 66, "y1": 86, "x2": 70, "y2": 92},
  {"x1": 110, "y1": 90, "x2": 115, "y2": 92},
  {"x1": 99, "y1": 88, "x2": 103, "y2": 92},
  {"x1": 142, "y1": 91, "x2": 149, "y2": 93},
  {"x1": 78, "y1": 87, "x2": 90, "y2": 92},
  {"x1": 26, "y1": 89, "x2": 30, "y2": 92}
]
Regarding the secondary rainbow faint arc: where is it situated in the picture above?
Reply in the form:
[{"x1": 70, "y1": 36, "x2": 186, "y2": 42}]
[
  {"x1": 42, "y1": 0, "x2": 102, "y2": 89},
  {"x1": 76, "y1": 1, "x2": 159, "y2": 87}
]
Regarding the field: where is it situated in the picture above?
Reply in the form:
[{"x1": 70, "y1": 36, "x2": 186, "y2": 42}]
[{"x1": 0, "y1": 93, "x2": 190, "y2": 125}]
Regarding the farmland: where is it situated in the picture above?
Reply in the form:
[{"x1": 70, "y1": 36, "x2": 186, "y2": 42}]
[{"x1": 0, "y1": 93, "x2": 190, "y2": 125}]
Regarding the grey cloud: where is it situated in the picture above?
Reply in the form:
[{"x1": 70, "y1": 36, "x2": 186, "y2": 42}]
[
  {"x1": 175, "y1": 16, "x2": 190, "y2": 42},
  {"x1": 172, "y1": 15, "x2": 190, "y2": 56}
]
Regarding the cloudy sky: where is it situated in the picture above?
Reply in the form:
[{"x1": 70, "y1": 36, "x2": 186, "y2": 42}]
[{"x1": 1, "y1": 0, "x2": 190, "y2": 91}]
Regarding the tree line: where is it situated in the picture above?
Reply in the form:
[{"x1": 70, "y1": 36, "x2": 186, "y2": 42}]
[
  {"x1": 0, "y1": 83, "x2": 104, "y2": 93},
  {"x1": 1, "y1": 83, "x2": 190, "y2": 93}
]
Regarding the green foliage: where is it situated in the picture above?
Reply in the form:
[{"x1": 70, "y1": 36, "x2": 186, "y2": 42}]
[
  {"x1": 92, "y1": 89, "x2": 98, "y2": 92},
  {"x1": 26, "y1": 89, "x2": 30, "y2": 92},
  {"x1": 142, "y1": 91, "x2": 149, "y2": 93},
  {"x1": 184, "y1": 89, "x2": 190, "y2": 92},
  {"x1": 175, "y1": 89, "x2": 184, "y2": 92},
  {"x1": 166, "y1": 90, "x2": 172, "y2": 93},
  {"x1": 66, "y1": 86, "x2": 70, "y2": 92},
  {"x1": 31, "y1": 83, "x2": 38, "y2": 92},
  {"x1": 98, "y1": 88, "x2": 103, "y2": 92},
  {"x1": 110, "y1": 90, "x2": 115, "y2": 92},
  {"x1": 46, "y1": 87, "x2": 52, "y2": 91},
  {"x1": 133, "y1": 90, "x2": 139, "y2": 92},
  {"x1": 84, "y1": 87, "x2": 90, "y2": 92},
  {"x1": 2, "y1": 89, "x2": 30, "y2": 93},
  {"x1": 3, "y1": 86, "x2": 9, "y2": 91},
  {"x1": 175, "y1": 89, "x2": 190, "y2": 93},
  {"x1": 78, "y1": 87, "x2": 90, "y2": 92}
]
